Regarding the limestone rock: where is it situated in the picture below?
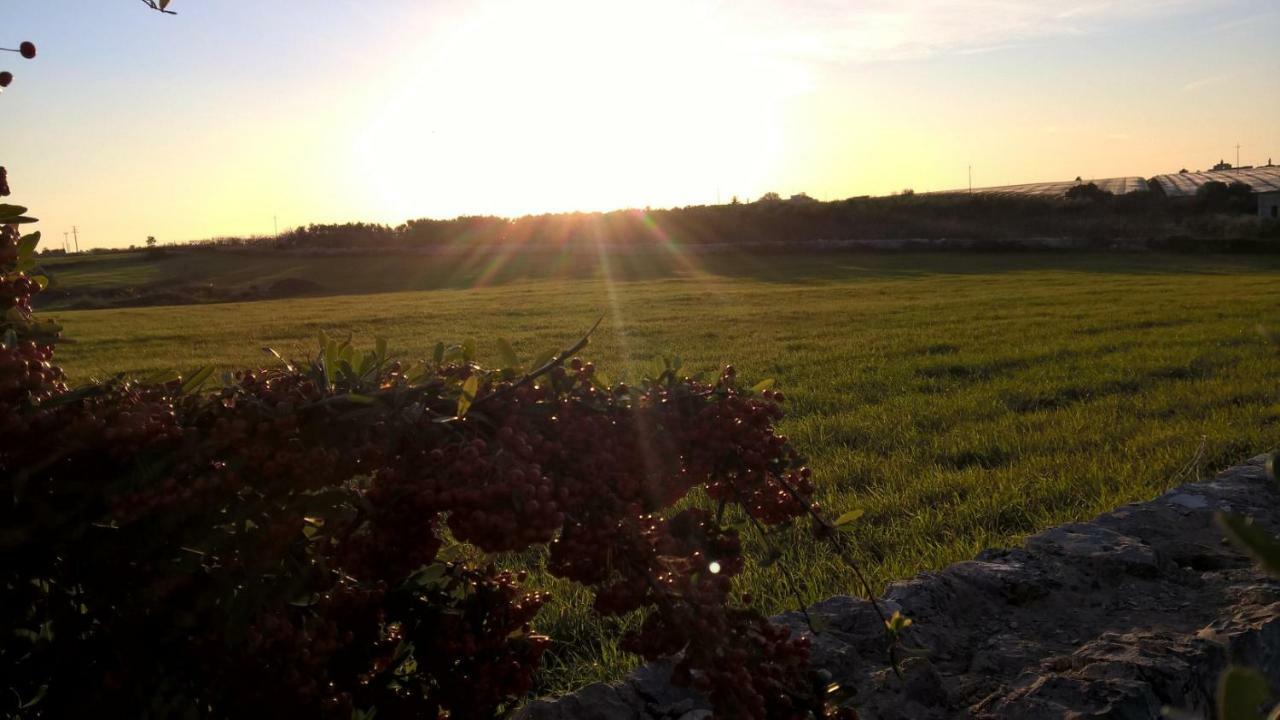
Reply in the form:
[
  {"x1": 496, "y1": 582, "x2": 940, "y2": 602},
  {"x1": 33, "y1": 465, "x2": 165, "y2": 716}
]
[{"x1": 517, "y1": 455, "x2": 1280, "y2": 720}]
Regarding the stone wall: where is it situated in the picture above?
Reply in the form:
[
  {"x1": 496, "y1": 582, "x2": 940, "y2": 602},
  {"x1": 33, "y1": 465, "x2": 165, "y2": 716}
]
[{"x1": 519, "y1": 456, "x2": 1280, "y2": 720}]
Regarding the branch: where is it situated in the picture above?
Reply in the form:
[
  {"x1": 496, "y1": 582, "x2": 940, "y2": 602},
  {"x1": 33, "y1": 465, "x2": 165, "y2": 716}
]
[
  {"x1": 139, "y1": 0, "x2": 177, "y2": 14},
  {"x1": 473, "y1": 315, "x2": 604, "y2": 408},
  {"x1": 772, "y1": 473, "x2": 911, "y2": 673}
]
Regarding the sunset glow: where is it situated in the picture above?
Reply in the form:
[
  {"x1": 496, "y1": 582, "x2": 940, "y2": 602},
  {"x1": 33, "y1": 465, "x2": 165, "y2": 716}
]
[{"x1": 3, "y1": 0, "x2": 1277, "y2": 247}]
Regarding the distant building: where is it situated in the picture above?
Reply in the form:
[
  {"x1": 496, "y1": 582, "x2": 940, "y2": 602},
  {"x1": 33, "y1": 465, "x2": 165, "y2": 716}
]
[
  {"x1": 1260, "y1": 191, "x2": 1280, "y2": 220},
  {"x1": 1212, "y1": 159, "x2": 1233, "y2": 171}
]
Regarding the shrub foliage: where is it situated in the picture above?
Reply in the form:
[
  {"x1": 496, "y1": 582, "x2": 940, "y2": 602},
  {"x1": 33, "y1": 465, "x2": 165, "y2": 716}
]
[{"x1": 0, "y1": 179, "x2": 858, "y2": 718}]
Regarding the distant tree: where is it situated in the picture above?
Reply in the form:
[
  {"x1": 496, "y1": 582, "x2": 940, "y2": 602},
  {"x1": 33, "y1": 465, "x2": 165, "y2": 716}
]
[
  {"x1": 757, "y1": 191, "x2": 782, "y2": 203},
  {"x1": 730, "y1": 195, "x2": 740, "y2": 205},
  {"x1": 1195, "y1": 180, "x2": 1255, "y2": 214},
  {"x1": 1065, "y1": 182, "x2": 1112, "y2": 202},
  {"x1": 899, "y1": 188, "x2": 915, "y2": 197},
  {"x1": 1075, "y1": 176, "x2": 1083, "y2": 182},
  {"x1": 146, "y1": 235, "x2": 157, "y2": 248},
  {"x1": 1179, "y1": 168, "x2": 1189, "y2": 174}
]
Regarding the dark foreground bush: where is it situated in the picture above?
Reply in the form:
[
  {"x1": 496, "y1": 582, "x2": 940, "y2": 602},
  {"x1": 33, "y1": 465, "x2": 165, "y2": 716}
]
[{"x1": 1, "y1": 188, "x2": 865, "y2": 718}]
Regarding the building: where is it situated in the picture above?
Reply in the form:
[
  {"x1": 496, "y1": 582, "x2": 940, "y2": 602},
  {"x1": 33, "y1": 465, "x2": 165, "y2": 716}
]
[
  {"x1": 1260, "y1": 191, "x2": 1280, "y2": 220},
  {"x1": 1213, "y1": 159, "x2": 1233, "y2": 171}
]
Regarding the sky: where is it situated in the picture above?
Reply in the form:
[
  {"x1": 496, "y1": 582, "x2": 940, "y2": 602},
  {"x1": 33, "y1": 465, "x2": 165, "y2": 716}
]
[{"x1": 1, "y1": 0, "x2": 1277, "y2": 249}]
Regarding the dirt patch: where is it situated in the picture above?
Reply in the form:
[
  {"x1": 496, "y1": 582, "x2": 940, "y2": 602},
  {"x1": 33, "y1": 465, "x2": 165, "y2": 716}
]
[{"x1": 36, "y1": 276, "x2": 324, "y2": 310}]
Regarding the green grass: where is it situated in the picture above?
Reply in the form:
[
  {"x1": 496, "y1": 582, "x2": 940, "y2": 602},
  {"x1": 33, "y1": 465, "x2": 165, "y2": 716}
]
[{"x1": 43, "y1": 250, "x2": 1280, "y2": 696}]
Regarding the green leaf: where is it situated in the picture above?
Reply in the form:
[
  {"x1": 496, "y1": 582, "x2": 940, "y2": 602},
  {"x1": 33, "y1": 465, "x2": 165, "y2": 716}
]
[
  {"x1": 375, "y1": 336, "x2": 388, "y2": 364},
  {"x1": 884, "y1": 610, "x2": 913, "y2": 634},
  {"x1": 139, "y1": 367, "x2": 181, "y2": 385},
  {"x1": 345, "y1": 393, "x2": 376, "y2": 405},
  {"x1": 1217, "y1": 512, "x2": 1280, "y2": 579},
  {"x1": 433, "y1": 342, "x2": 445, "y2": 365},
  {"x1": 529, "y1": 347, "x2": 558, "y2": 370},
  {"x1": 323, "y1": 339, "x2": 339, "y2": 388},
  {"x1": 834, "y1": 509, "x2": 865, "y2": 527},
  {"x1": 457, "y1": 374, "x2": 479, "y2": 417},
  {"x1": 261, "y1": 346, "x2": 294, "y2": 371},
  {"x1": 462, "y1": 338, "x2": 477, "y2": 364},
  {"x1": 338, "y1": 359, "x2": 358, "y2": 383},
  {"x1": 0, "y1": 204, "x2": 28, "y2": 220},
  {"x1": 17, "y1": 684, "x2": 47, "y2": 710},
  {"x1": 407, "y1": 563, "x2": 449, "y2": 590},
  {"x1": 355, "y1": 352, "x2": 374, "y2": 378},
  {"x1": 404, "y1": 361, "x2": 429, "y2": 385},
  {"x1": 4, "y1": 216, "x2": 38, "y2": 225},
  {"x1": 29, "y1": 275, "x2": 48, "y2": 290},
  {"x1": 1217, "y1": 665, "x2": 1271, "y2": 720},
  {"x1": 593, "y1": 369, "x2": 612, "y2": 388},
  {"x1": 16, "y1": 232, "x2": 40, "y2": 269},
  {"x1": 825, "y1": 680, "x2": 857, "y2": 707},
  {"x1": 496, "y1": 338, "x2": 520, "y2": 369},
  {"x1": 752, "y1": 378, "x2": 776, "y2": 393},
  {"x1": 180, "y1": 366, "x2": 215, "y2": 395}
]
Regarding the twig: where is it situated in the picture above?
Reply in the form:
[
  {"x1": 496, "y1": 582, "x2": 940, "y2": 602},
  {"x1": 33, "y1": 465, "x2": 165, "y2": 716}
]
[
  {"x1": 772, "y1": 474, "x2": 910, "y2": 674},
  {"x1": 139, "y1": 0, "x2": 177, "y2": 14},
  {"x1": 774, "y1": 476, "x2": 891, "y2": 628},
  {"x1": 473, "y1": 315, "x2": 604, "y2": 408},
  {"x1": 730, "y1": 487, "x2": 816, "y2": 632}
]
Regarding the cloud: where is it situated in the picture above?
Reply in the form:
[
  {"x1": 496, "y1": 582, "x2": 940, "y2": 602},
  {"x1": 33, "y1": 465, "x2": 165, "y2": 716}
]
[
  {"x1": 1182, "y1": 73, "x2": 1232, "y2": 92},
  {"x1": 723, "y1": 0, "x2": 1228, "y2": 64}
]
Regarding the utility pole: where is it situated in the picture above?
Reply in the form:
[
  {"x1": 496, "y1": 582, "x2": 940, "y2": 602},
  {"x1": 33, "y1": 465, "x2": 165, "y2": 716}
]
[
  {"x1": 71, "y1": 226, "x2": 80, "y2": 253},
  {"x1": 1236, "y1": 143, "x2": 1241, "y2": 175},
  {"x1": 968, "y1": 165, "x2": 972, "y2": 195},
  {"x1": 274, "y1": 215, "x2": 279, "y2": 240},
  {"x1": 62, "y1": 231, "x2": 69, "y2": 252}
]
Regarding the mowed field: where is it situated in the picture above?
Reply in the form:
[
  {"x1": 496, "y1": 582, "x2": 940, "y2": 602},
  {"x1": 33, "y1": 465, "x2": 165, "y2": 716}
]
[{"x1": 45, "y1": 251, "x2": 1280, "y2": 694}]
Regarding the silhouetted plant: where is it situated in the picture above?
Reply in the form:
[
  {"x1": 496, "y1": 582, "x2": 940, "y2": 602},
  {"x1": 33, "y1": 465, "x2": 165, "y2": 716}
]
[{"x1": 0, "y1": 7, "x2": 879, "y2": 716}]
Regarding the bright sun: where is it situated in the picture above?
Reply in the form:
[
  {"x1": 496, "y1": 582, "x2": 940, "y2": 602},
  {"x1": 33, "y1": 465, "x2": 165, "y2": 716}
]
[{"x1": 350, "y1": 0, "x2": 809, "y2": 221}]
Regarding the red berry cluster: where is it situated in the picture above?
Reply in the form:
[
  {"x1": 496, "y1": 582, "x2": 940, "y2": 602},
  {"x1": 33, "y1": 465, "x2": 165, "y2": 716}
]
[{"x1": 1, "y1": 194, "x2": 847, "y2": 718}]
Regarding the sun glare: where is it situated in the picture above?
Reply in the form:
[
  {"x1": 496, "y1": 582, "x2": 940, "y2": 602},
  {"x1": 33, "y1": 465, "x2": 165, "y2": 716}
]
[{"x1": 351, "y1": 1, "x2": 808, "y2": 222}]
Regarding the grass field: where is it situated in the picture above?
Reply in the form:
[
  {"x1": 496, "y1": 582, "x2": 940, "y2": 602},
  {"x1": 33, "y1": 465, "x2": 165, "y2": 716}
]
[{"x1": 44, "y1": 250, "x2": 1280, "y2": 695}]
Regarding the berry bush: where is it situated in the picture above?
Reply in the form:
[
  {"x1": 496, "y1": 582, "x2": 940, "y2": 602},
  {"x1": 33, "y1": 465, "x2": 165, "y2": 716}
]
[{"x1": 0, "y1": 175, "x2": 866, "y2": 717}]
